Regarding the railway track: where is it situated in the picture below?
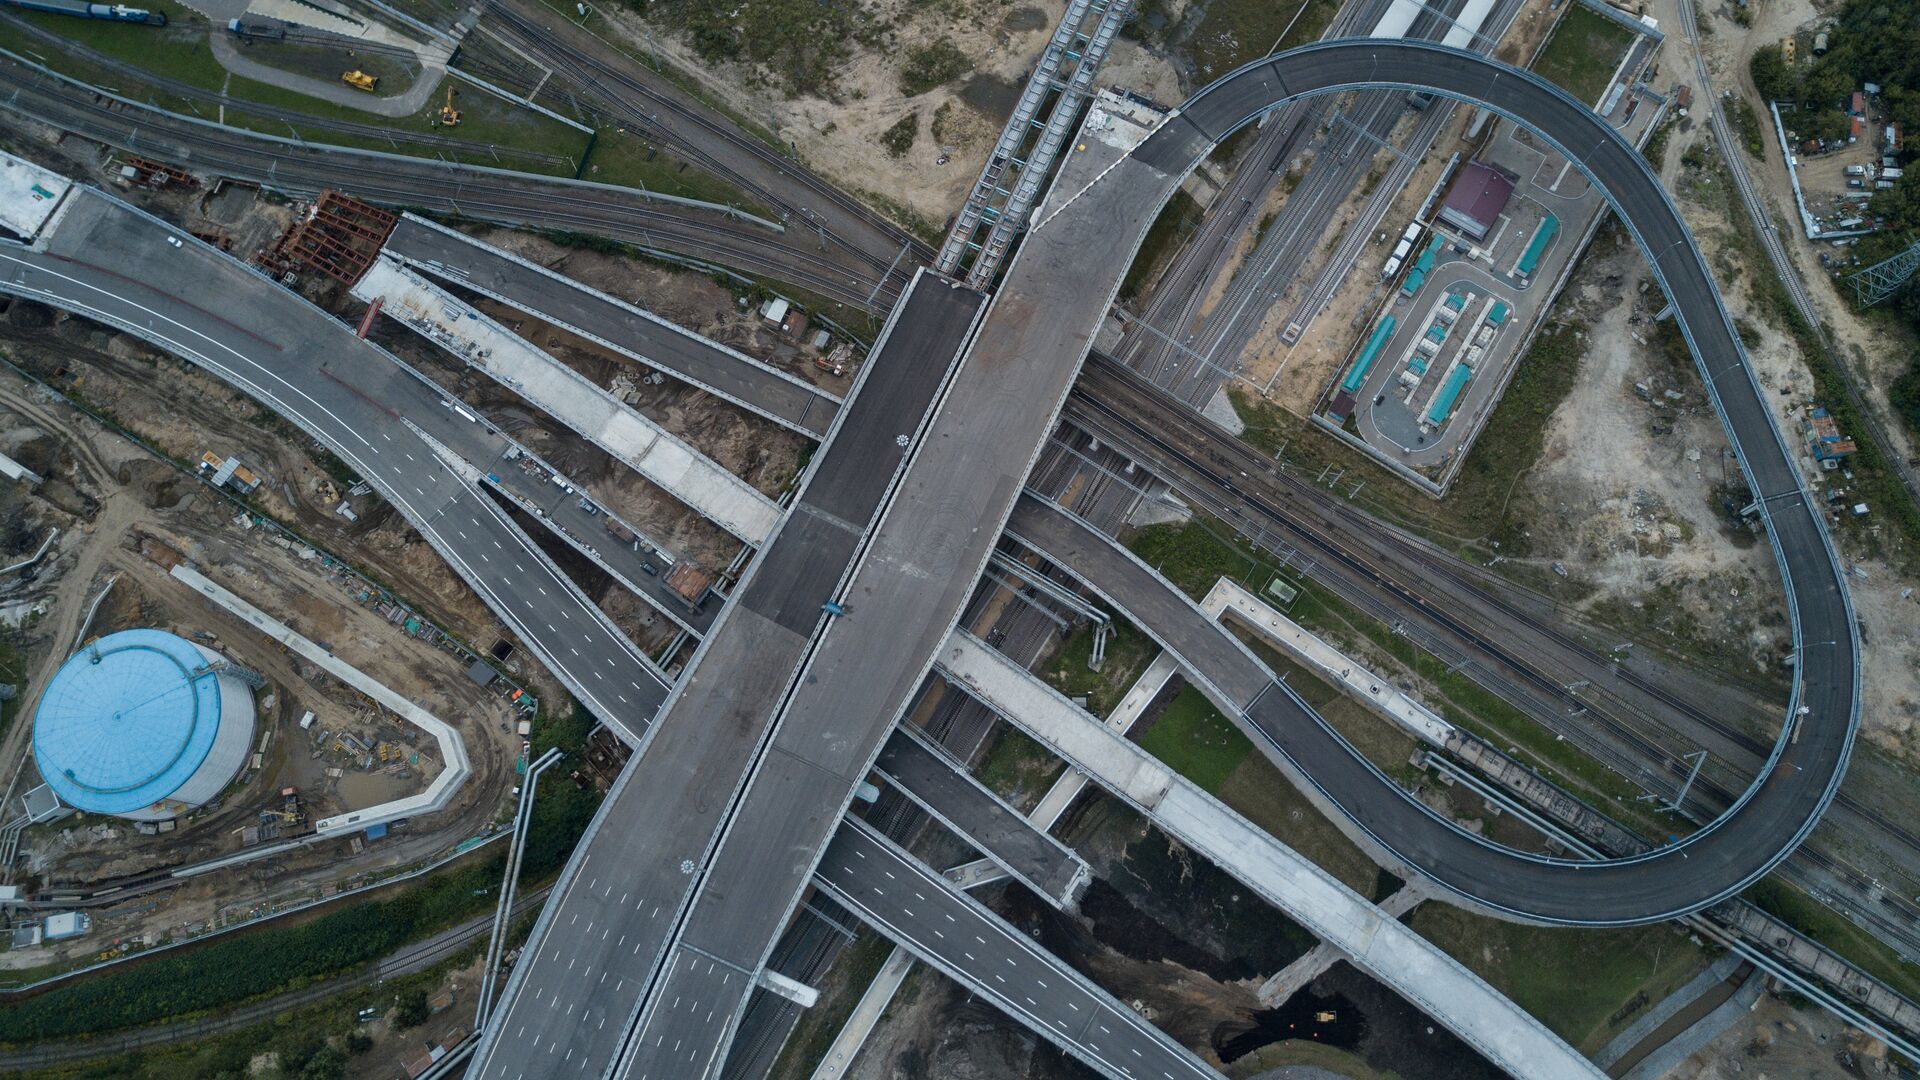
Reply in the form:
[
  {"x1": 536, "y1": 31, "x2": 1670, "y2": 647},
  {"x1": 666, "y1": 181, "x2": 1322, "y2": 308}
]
[
  {"x1": 0, "y1": 886, "x2": 552, "y2": 1070},
  {"x1": 0, "y1": 11, "x2": 572, "y2": 169},
  {"x1": 482, "y1": 1, "x2": 927, "y2": 286},
  {"x1": 0, "y1": 56, "x2": 889, "y2": 310},
  {"x1": 1072, "y1": 355, "x2": 1920, "y2": 952}
]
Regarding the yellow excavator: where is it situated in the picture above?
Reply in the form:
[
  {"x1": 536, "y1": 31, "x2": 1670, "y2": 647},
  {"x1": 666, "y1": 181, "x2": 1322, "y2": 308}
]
[
  {"x1": 438, "y1": 85, "x2": 462, "y2": 127},
  {"x1": 341, "y1": 69, "x2": 378, "y2": 93}
]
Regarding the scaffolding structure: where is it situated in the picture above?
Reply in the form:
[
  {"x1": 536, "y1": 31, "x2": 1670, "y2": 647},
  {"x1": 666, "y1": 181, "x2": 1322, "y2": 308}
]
[
  {"x1": 1847, "y1": 237, "x2": 1920, "y2": 307},
  {"x1": 265, "y1": 190, "x2": 398, "y2": 286},
  {"x1": 935, "y1": 0, "x2": 1133, "y2": 289}
]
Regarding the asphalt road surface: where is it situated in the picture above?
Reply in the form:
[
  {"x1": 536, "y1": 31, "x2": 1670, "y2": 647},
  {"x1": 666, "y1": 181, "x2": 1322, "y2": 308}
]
[
  {"x1": 814, "y1": 818, "x2": 1218, "y2": 1080},
  {"x1": 383, "y1": 215, "x2": 842, "y2": 439},
  {"x1": 0, "y1": 190, "x2": 672, "y2": 742},
  {"x1": 465, "y1": 274, "x2": 984, "y2": 1080}
]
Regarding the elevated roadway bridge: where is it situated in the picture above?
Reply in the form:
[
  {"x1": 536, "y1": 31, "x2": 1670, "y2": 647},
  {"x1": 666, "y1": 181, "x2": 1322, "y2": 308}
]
[
  {"x1": 536, "y1": 36, "x2": 1858, "y2": 1080},
  {"x1": 0, "y1": 34, "x2": 1863, "y2": 1077}
]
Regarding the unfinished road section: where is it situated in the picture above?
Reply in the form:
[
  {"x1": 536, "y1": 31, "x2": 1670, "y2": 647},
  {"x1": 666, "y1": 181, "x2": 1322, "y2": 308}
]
[{"x1": 382, "y1": 215, "x2": 841, "y2": 439}]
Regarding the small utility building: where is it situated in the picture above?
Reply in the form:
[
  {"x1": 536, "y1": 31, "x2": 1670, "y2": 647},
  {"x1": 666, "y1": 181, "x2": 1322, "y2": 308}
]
[{"x1": 1437, "y1": 161, "x2": 1516, "y2": 241}]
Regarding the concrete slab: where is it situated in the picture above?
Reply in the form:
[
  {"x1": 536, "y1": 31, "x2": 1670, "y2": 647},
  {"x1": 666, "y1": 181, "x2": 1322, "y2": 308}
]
[
  {"x1": 354, "y1": 256, "x2": 781, "y2": 544},
  {"x1": 934, "y1": 627, "x2": 1603, "y2": 1080},
  {"x1": 875, "y1": 726, "x2": 1089, "y2": 908},
  {"x1": 384, "y1": 215, "x2": 839, "y2": 438},
  {"x1": 0, "y1": 149, "x2": 71, "y2": 241}
]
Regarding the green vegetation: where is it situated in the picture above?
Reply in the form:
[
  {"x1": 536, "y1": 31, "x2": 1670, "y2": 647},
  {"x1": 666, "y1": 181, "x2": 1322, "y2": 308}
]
[
  {"x1": 1128, "y1": 518, "x2": 1271, "y2": 599},
  {"x1": 391, "y1": 988, "x2": 429, "y2": 1030},
  {"x1": 1728, "y1": 97, "x2": 1766, "y2": 159},
  {"x1": 1119, "y1": 190, "x2": 1201, "y2": 301},
  {"x1": 973, "y1": 724, "x2": 1066, "y2": 810},
  {"x1": 766, "y1": 931, "x2": 892, "y2": 1077},
  {"x1": 580, "y1": 128, "x2": 768, "y2": 211},
  {"x1": 0, "y1": 857, "x2": 498, "y2": 1043},
  {"x1": 13, "y1": 934, "x2": 480, "y2": 1080},
  {"x1": 0, "y1": 636, "x2": 25, "y2": 741},
  {"x1": 1746, "y1": 877, "x2": 1920, "y2": 1003},
  {"x1": 1123, "y1": 508, "x2": 1682, "y2": 837},
  {"x1": 615, "y1": 0, "x2": 886, "y2": 100},
  {"x1": 898, "y1": 39, "x2": 971, "y2": 96},
  {"x1": 1047, "y1": 619, "x2": 1158, "y2": 717},
  {"x1": 1232, "y1": 317, "x2": 1586, "y2": 560},
  {"x1": 1137, "y1": 686, "x2": 1250, "y2": 793},
  {"x1": 1529, "y1": 5, "x2": 1635, "y2": 108},
  {"x1": 1175, "y1": 0, "x2": 1342, "y2": 81},
  {"x1": 1408, "y1": 906, "x2": 1708, "y2": 1053},
  {"x1": 878, "y1": 111, "x2": 919, "y2": 159}
]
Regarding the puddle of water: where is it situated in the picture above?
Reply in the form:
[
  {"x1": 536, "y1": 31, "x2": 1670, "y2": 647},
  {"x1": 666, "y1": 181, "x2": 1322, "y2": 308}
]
[{"x1": 1216, "y1": 986, "x2": 1367, "y2": 1063}]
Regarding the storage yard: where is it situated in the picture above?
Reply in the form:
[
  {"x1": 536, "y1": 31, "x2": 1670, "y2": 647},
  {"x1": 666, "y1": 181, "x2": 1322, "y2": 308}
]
[{"x1": 1311, "y1": 5, "x2": 1668, "y2": 489}]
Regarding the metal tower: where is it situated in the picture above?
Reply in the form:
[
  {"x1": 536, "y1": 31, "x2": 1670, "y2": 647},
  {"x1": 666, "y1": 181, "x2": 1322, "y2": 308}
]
[{"x1": 1847, "y1": 237, "x2": 1920, "y2": 307}]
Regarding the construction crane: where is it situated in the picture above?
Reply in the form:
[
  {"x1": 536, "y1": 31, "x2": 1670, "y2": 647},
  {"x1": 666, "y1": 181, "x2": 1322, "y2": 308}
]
[
  {"x1": 438, "y1": 85, "x2": 462, "y2": 127},
  {"x1": 341, "y1": 70, "x2": 378, "y2": 92}
]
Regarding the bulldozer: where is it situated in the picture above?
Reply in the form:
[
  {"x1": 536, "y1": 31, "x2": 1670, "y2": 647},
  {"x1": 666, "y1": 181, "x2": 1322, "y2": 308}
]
[
  {"x1": 340, "y1": 70, "x2": 378, "y2": 93},
  {"x1": 438, "y1": 85, "x2": 462, "y2": 127}
]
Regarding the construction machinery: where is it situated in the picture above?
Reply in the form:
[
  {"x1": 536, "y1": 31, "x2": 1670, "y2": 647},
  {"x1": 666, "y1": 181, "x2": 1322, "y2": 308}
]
[
  {"x1": 438, "y1": 85, "x2": 461, "y2": 127},
  {"x1": 341, "y1": 70, "x2": 378, "y2": 93}
]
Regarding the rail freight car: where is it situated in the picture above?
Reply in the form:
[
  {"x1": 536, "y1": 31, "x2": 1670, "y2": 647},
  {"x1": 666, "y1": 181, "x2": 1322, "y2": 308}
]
[{"x1": 2, "y1": 0, "x2": 166, "y2": 25}]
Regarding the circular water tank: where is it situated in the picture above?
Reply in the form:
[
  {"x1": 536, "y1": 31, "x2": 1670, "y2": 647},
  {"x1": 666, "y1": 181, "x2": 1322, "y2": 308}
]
[{"x1": 33, "y1": 629, "x2": 256, "y2": 821}]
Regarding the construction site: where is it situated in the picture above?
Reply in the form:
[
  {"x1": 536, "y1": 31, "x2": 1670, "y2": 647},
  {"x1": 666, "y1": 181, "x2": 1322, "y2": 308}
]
[{"x1": 0, "y1": 266, "x2": 531, "y2": 979}]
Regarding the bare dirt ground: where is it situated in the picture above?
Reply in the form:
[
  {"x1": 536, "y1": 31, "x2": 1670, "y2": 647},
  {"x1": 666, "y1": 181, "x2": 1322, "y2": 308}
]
[
  {"x1": 468, "y1": 226, "x2": 857, "y2": 389},
  {"x1": 580, "y1": 2, "x2": 1182, "y2": 235},
  {"x1": 1649, "y1": 0, "x2": 1920, "y2": 756},
  {"x1": 1664, "y1": 991, "x2": 1900, "y2": 1080},
  {"x1": 1520, "y1": 228, "x2": 1790, "y2": 681},
  {"x1": 0, "y1": 317, "x2": 533, "y2": 968}
]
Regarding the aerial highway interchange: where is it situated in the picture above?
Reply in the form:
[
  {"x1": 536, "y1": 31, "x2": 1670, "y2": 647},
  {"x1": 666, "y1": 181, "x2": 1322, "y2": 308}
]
[{"x1": 0, "y1": 3, "x2": 1885, "y2": 1078}]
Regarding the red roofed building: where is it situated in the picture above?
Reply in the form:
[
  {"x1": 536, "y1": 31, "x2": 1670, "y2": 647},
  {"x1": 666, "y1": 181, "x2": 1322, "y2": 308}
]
[{"x1": 1437, "y1": 161, "x2": 1517, "y2": 241}]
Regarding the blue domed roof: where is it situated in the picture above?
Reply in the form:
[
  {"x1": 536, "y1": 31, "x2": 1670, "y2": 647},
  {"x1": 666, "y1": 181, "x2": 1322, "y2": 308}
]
[{"x1": 33, "y1": 629, "x2": 225, "y2": 815}]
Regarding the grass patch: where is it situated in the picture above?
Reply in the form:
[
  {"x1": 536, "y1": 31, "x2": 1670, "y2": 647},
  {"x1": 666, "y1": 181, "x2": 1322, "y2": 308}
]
[
  {"x1": 1407, "y1": 905, "x2": 1709, "y2": 1053},
  {"x1": 622, "y1": 0, "x2": 885, "y2": 101},
  {"x1": 1136, "y1": 685, "x2": 1251, "y2": 793},
  {"x1": 1120, "y1": 189, "x2": 1201, "y2": 301},
  {"x1": 1745, "y1": 877, "x2": 1920, "y2": 1003},
  {"x1": 878, "y1": 111, "x2": 919, "y2": 159},
  {"x1": 1127, "y1": 517, "x2": 1272, "y2": 599},
  {"x1": 1182, "y1": 0, "x2": 1341, "y2": 82},
  {"x1": 1045, "y1": 619, "x2": 1158, "y2": 717},
  {"x1": 898, "y1": 39, "x2": 971, "y2": 96},
  {"x1": 1728, "y1": 97, "x2": 1766, "y2": 158},
  {"x1": 766, "y1": 931, "x2": 892, "y2": 1078},
  {"x1": 1529, "y1": 4, "x2": 1635, "y2": 108},
  {"x1": 13, "y1": 948, "x2": 476, "y2": 1080},
  {"x1": 580, "y1": 126, "x2": 768, "y2": 209},
  {"x1": 973, "y1": 723, "x2": 1067, "y2": 811},
  {"x1": 0, "y1": 635, "x2": 24, "y2": 742},
  {"x1": 1229, "y1": 316, "x2": 1587, "y2": 560},
  {"x1": 1124, "y1": 508, "x2": 1680, "y2": 836}
]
